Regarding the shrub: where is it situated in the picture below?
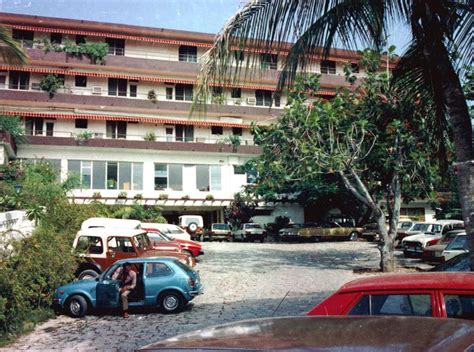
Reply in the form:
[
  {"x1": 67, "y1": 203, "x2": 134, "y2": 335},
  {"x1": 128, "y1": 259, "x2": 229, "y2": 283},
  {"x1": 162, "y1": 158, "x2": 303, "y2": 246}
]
[
  {"x1": 147, "y1": 90, "x2": 157, "y2": 103},
  {"x1": 0, "y1": 116, "x2": 26, "y2": 144},
  {"x1": 143, "y1": 132, "x2": 156, "y2": 141},
  {"x1": 133, "y1": 193, "x2": 143, "y2": 200},
  {"x1": 117, "y1": 191, "x2": 128, "y2": 199},
  {"x1": 39, "y1": 74, "x2": 64, "y2": 97},
  {"x1": 92, "y1": 191, "x2": 102, "y2": 199},
  {"x1": 158, "y1": 193, "x2": 168, "y2": 200},
  {"x1": 205, "y1": 194, "x2": 214, "y2": 200}
]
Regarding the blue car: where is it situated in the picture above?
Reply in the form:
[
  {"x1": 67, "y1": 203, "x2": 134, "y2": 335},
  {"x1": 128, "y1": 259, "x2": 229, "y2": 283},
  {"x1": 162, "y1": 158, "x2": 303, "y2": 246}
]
[{"x1": 53, "y1": 257, "x2": 202, "y2": 317}]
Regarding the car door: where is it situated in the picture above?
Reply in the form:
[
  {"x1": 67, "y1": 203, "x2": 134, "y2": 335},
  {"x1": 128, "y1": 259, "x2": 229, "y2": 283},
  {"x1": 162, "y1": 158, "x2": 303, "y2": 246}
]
[
  {"x1": 96, "y1": 265, "x2": 120, "y2": 307},
  {"x1": 144, "y1": 262, "x2": 176, "y2": 305}
]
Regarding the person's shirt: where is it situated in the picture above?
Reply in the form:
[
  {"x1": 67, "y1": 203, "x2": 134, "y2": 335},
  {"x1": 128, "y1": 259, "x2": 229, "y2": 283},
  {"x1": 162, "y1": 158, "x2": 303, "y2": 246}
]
[{"x1": 121, "y1": 269, "x2": 137, "y2": 290}]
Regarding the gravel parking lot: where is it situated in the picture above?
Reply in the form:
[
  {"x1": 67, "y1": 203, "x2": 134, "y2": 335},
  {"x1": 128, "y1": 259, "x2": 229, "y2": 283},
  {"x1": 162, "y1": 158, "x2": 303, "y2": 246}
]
[{"x1": 6, "y1": 240, "x2": 382, "y2": 351}]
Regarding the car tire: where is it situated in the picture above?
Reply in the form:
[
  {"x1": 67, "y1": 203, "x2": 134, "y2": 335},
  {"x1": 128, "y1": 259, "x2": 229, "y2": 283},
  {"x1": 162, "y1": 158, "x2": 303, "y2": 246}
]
[
  {"x1": 348, "y1": 232, "x2": 359, "y2": 241},
  {"x1": 188, "y1": 222, "x2": 198, "y2": 233},
  {"x1": 158, "y1": 291, "x2": 185, "y2": 314},
  {"x1": 66, "y1": 295, "x2": 88, "y2": 318},
  {"x1": 78, "y1": 269, "x2": 100, "y2": 280}
]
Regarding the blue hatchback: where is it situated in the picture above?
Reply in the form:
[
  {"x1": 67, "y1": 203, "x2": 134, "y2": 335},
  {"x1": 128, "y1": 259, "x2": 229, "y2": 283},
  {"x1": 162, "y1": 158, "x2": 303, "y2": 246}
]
[{"x1": 53, "y1": 257, "x2": 203, "y2": 317}]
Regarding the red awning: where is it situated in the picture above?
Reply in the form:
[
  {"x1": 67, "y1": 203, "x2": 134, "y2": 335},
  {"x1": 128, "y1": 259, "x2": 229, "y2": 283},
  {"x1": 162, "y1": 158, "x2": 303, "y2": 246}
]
[{"x1": 3, "y1": 111, "x2": 251, "y2": 128}]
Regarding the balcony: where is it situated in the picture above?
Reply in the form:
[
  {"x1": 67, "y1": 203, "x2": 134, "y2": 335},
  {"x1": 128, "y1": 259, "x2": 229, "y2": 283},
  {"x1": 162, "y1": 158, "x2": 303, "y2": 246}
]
[{"x1": 25, "y1": 134, "x2": 261, "y2": 155}]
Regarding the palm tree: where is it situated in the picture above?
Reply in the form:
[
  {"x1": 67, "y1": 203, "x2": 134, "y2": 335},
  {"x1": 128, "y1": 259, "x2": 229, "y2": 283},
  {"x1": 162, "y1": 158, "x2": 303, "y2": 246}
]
[
  {"x1": 196, "y1": 0, "x2": 473, "y2": 269},
  {"x1": 0, "y1": 26, "x2": 28, "y2": 65}
]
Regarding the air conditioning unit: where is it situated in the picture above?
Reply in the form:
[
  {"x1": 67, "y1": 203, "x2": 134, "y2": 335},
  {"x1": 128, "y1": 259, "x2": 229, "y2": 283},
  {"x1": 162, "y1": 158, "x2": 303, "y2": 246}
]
[
  {"x1": 94, "y1": 133, "x2": 104, "y2": 139},
  {"x1": 91, "y1": 86, "x2": 102, "y2": 95},
  {"x1": 31, "y1": 83, "x2": 41, "y2": 90},
  {"x1": 246, "y1": 97, "x2": 257, "y2": 105}
]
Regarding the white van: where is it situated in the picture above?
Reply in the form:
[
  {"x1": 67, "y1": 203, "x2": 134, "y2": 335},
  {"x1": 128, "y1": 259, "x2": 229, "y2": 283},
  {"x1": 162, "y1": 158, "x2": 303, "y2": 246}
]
[
  {"x1": 80, "y1": 217, "x2": 142, "y2": 231},
  {"x1": 141, "y1": 223, "x2": 191, "y2": 241}
]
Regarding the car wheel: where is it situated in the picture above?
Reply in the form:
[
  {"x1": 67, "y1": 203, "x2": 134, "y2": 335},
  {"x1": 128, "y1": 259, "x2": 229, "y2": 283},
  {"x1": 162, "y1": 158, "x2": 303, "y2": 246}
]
[
  {"x1": 159, "y1": 291, "x2": 185, "y2": 314},
  {"x1": 66, "y1": 295, "x2": 88, "y2": 318},
  {"x1": 348, "y1": 232, "x2": 359, "y2": 241},
  {"x1": 78, "y1": 269, "x2": 100, "y2": 280},
  {"x1": 188, "y1": 222, "x2": 198, "y2": 233}
]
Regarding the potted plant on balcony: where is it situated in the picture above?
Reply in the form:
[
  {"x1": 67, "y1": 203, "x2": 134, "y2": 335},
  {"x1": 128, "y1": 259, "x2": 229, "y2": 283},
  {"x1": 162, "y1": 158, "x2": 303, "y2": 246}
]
[
  {"x1": 205, "y1": 194, "x2": 214, "y2": 201},
  {"x1": 143, "y1": 132, "x2": 156, "y2": 141},
  {"x1": 74, "y1": 131, "x2": 93, "y2": 145},
  {"x1": 117, "y1": 191, "x2": 128, "y2": 199},
  {"x1": 181, "y1": 195, "x2": 190, "y2": 200},
  {"x1": 92, "y1": 191, "x2": 102, "y2": 200},
  {"x1": 39, "y1": 74, "x2": 64, "y2": 98},
  {"x1": 133, "y1": 193, "x2": 143, "y2": 200},
  {"x1": 147, "y1": 90, "x2": 158, "y2": 103},
  {"x1": 158, "y1": 193, "x2": 169, "y2": 200}
]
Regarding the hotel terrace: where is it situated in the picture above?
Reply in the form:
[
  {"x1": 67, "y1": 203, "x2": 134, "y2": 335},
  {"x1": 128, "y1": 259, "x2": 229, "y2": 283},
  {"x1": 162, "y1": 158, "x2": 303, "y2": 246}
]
[{"x1": 0, "y1": 13, "x2": 402, "y2": 224}]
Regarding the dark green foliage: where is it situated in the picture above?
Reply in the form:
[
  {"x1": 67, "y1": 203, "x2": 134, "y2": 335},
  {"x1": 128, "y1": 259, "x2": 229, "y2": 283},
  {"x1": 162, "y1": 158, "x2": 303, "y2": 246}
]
[
  {"x1": 42, "y1": 38, "x2": 108, "y2": 64},
  {"x1": 39, "y1": 74, "x2": 64, "y2": 97},
  {"x1": 225, "y1": 193, "x2": 255, "y2": 228},
  {"x1": 0, "y1": 116, "x2": 26, "y2": 143}
]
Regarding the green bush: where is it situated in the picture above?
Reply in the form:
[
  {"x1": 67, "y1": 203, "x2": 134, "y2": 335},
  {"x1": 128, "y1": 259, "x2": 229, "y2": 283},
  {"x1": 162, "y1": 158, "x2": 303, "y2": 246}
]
[{"x1": 39, "y1": 74, "x2": 64, "y2": 97}]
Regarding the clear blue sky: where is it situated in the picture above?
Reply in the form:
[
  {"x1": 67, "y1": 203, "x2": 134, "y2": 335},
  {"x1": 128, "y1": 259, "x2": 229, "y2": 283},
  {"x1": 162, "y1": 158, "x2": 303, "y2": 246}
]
[{"x1": 1, "y1": 0, "x2": 410, "y2": 52}]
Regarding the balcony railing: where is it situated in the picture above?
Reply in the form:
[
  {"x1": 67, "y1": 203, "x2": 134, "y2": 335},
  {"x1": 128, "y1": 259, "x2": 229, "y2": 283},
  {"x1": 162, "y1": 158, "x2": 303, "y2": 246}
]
[{"x1": 27, "y1": 130, "x2": 255, "y2": 146}]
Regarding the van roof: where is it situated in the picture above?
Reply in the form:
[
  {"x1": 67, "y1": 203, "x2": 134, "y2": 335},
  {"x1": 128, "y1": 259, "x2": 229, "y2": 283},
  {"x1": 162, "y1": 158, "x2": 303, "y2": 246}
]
[
  {"x1": 81, "y1": 217, "x2": 142, "y2": 230},
  {"x1": 77, "y1": 228, "x2": 146, "y2": 238}
]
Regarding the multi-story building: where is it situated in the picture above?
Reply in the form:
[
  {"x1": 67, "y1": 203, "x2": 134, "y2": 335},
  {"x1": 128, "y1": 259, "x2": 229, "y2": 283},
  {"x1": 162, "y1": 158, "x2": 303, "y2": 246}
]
[{"x1": 0, "y1": 13, "x2": 385, "y2": 225}]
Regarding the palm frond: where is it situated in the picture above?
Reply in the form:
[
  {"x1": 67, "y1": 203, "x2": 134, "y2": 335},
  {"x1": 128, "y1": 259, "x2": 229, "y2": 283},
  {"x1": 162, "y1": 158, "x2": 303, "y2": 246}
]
[{"x1": 0, "y1": 26, "x2": 28, "y2": 65}]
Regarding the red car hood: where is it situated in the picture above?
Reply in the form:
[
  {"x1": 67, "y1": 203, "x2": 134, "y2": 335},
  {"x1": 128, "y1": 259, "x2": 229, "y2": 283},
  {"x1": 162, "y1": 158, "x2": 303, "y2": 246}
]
[{"x1": 175, "y1": 239, "x2": 202, "y2": 250}]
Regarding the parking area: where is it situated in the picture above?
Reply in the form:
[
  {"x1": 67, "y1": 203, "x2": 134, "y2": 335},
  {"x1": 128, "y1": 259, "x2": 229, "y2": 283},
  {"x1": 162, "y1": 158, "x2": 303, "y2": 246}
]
[{"x1": 10, "y1": 241, "x2": 386, "y2": 350}]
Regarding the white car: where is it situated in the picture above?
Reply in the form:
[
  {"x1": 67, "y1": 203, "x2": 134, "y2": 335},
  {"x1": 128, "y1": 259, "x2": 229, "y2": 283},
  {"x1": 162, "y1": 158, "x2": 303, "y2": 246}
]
[
  {"x1": 441, "y1": 233, "x2": 468, "y2": 262},
  {"x1": 142, "y1": 223, "x2": 191, "y2": 241},
  {"x1": 232, "y1": 223, "x2": 266, "y2": 242},
  {"x1": 402, "y1": 220, "x2": 464, "y2": 257}
]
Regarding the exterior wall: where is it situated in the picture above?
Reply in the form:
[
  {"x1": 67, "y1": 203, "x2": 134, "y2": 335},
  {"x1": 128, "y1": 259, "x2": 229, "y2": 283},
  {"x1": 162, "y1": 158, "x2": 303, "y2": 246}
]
[{"x1": 251, "y1": 204, "x2": 305, "y2": 226}]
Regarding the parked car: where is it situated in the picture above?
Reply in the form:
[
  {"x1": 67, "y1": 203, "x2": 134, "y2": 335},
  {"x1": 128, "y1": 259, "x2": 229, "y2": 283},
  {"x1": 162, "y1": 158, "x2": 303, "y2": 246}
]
[
  {"x1": 232, "y1": 223, "x2": 266, "y2": 242},
  {"x1": 144, "y1": 229, "x2": 204, "y2": 258},
  {"x1": 178, "y1": 215, "x2": 204, "y2": 240},
  {"x1": 278, "y1": 223, "x2": 303, "y2": 241},
  {"x1": 361, "y1": 219, "x2": 411, "y2": 242},
  {"x1": 203, "y1": 223, "x2": 232, "y2": 242},
  {"x1": 308, "y1": 272, "x2": 474, "y2": 320},
  {"x1": 142, "y1": 223, "x2": 191, "y2": 241},
  {"x1": 138, "y1": 316, "x2": 474, "y2": 351},
  {"x1": 54, "y1": 257, "x2": 203, "y2": 317},
  {"x1": 73, "y1": 228, "x2": 195, "y2": 280},
  {"x1": 298, "y1": 221, "x2": 362, "y2": 242},
  {"x1": 431, "y1": 253, "x2": 470, "y2": 272},
  {"x1": 395, "y1": 221, "x2": 436, "y2": 244},
  {"x1": 402, "y1": 220, "x2": 464, "y2": 257},
  {"x1": 441, "y1": 233, "x2": 468, "y2": 262},
  {"x1": 422, "y1": 229, "x2": 466, "y2": 264}
]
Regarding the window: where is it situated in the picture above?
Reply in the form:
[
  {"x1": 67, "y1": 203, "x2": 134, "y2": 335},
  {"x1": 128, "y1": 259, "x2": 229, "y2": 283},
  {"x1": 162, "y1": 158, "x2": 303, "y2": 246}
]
[
  {"x1": 50, "y1": 33, "x2": 62, "y2": 44},
  {"x1": 196, "y1": 165, "x2": 210, "y2": 192},
  {"x1": 12, "y1": 29, "x2": 34, "y2": 48},
  {"x1": 76, "y1": 236, "x2": 103, "y2": 255},
  {"x1": 146, "y1": 263, "x2": 173, "y2": 277},
  {"x1": 321, "y1": 60, "x2": 336, "y2": 74},
  {"x1": 445, "y1": 235, "x2": 467, "y2": 251},
  {"x1": 106, "y1": 120, "x2": 127, "y2": 139},
  {"x1": 92, "y1": 161, "x2": 106, "y2": 189},
  {"x1": 154, "y1": 164, "x2": 183, "y2": 191},
  {"x1": 46, "y1": 122, "x2": 54, "y2": 137},
  {"x1": 154, "y1": 164, "x2": 167, "y2": 190},
  {"x1": 105, "y1": 38, "x2": 125, "y2": 55},
  {"x1": 166, "y1": 87, "x2": 173, "y2": 100},
  {"x1": 348, "y1": 294, "x2": 432, "y2": 316},
  {"x1": 175, "y1": 125, "x2": 194, "y2": 142},
  {"x1": 246, "y1": 169, "x2": 257, "y2": 184},
  {"x1": 9, "y1": 71, "x2": 30, "y2": 90},
  {"x1": 175, "y1": 84, "x2": 193, "y2": 101},
  {"x1": 234, "y1": 50, "x2": 244, "y2": 62},
  {"x1": 25, "y1": 117, "x2": 43, "y2": 136},
  {"x1": 108, "y1": 78, "x2": 127, "y2": 96},
  {"x1": 211, "y1": 126, "x2": 223, "y2": 135},
  {"x1": 212, "y1": 86, "x2": 223, "y2": 96},
  {"x1": 178, "y1": 45, "x2": 197, "y2": 62},
  {"x1": 231, "y1": 88, "x2": 242, "y2": 99},
  {"x1": 107, "y1": 161, "x2": 118, "y2": 189},
  {"x1": 129, "y1": 83, "x2": 137, "y2": 98},
  {"x1": 75, "y1": 119, "x2": 88, "y2": 129},
  {"x1": 210, "y1": 165, "x2": 221, "y2": 191},
  {"x1": 233, "y1": 165, "x2": 246, "y2": 175},
  {"x1": 261, "y1": 53, "x2": 278, "y2": 70},
  {"x1": 81, "y1": 161, "x2": 92, "y2": 188},
  {"x1": 444, "y1": 295, "x2": 474, "y2": 320},
  {"x1": 75, "y1": 75, "x2": 87, "y2": 87},
  {"x1": 165, "y1": 127, "x2": 174, "y2": 141},
  {"x1": 76, "y1": 35, "x2": 86, "y2": 44},
  {"x1": 107, "y1": 236, "x2": 134, "y2": 253},
  {"x1": 232, "y1": 127, "x2": 242, "y2": 136},
  {"x1": 350, "y1": 63, "x2": 359, "y2": 73},
  {"x1": 256, "y1": 90, "x2": 273, "y2": 106}
]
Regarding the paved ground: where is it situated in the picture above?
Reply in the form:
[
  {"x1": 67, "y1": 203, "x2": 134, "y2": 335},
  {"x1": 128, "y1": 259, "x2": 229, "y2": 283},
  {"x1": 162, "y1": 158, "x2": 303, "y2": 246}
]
[{"x1": 5, "y1": 240, "x2": 384, "y2": 351}]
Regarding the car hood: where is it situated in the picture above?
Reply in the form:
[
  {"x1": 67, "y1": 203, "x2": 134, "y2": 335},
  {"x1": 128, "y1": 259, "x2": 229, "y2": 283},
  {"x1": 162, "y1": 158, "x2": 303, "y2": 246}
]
[
  {"x1": 177, "y1": 239, "x2": 202, "y2": 248},
  {"x1": 58, "y1": 278, "x2": 97, "y2": 293},
  {"x1": 424, "y1": 244, "x2": 447, "y2": 252},
  {"x1": 403, "y1": 233, "x2": 441, "y2": 243}
]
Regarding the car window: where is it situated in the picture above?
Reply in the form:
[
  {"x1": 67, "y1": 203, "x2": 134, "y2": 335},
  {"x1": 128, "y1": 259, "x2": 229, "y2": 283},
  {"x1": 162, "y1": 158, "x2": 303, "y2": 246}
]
[
  {"x1": 348, "y1": 294, "x2": 432, "y2": 316},
  {"x1": 399, "y1": 222, "x2": 413, "y2": 230},
  {"x1": 146, "y1": 262, "x2": 173, "y2": 277},
  {"x1": 174, "y1": 259, "x2": 194, "y2": 274},
  {"x1": 445, "y1": 236, "x2": 467, "y2": 251},
  {"x1": 444, "y1": 295, "x2": 474, "y2": 320},
  {"x1": 245, "y1": 224, "x2": 262, "y2": 229},
  {"x1": 212, "y1": 224, "x2": 230, "y2": 230},
  {"x1": 76, "y1": 236, "x2": 103, "y2": 254},
  {"x1": 412, "y1": 223, "x2": 430, "y2": 232},
  {"x1": 108, "y1": 236, "x2": 134, "y2": 253}
]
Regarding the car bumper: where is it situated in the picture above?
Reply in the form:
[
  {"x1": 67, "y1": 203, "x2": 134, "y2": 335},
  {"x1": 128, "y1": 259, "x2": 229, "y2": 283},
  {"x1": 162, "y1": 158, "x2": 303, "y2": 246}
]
[{"x1": 52, "y1": 297, "x2": 63, "y2": 311}]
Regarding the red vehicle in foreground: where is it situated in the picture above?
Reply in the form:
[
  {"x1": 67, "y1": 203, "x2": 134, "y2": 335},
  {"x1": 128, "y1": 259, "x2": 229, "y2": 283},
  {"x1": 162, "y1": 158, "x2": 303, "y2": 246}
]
[
  {"x1": 308, "y1": 273, "x2": 474, "y2": 320},
  {"x1": 143, "y1": 228, "x2": 204, "y2": 258}
]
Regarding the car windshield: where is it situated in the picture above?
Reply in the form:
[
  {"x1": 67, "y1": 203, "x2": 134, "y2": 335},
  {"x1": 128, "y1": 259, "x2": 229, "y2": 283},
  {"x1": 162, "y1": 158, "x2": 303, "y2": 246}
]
[
  {"x1": 245, "y1": 224, "x2": 262, "y2": 229},
  {"x1": 147, "y1": 231, "x2": 167, "y2": 241},
  {"x1": 442, "y1": 231, "x2": 462, "y2": 244},
  {"x1": 431, "y1": 253, "x2": 470, "y2": 272},
  {"x1": 212, "y1": 224, "x2": 230, "y2": 230},
  {"x1": 445, "y1": 235, "x2": 467, "y2": 251},
  {"x1": 398, "y1": 222, "x2": 413, "y2": 230},
  {"x1": 411, "y1": 223, "x2": 431, "y2": 232}
]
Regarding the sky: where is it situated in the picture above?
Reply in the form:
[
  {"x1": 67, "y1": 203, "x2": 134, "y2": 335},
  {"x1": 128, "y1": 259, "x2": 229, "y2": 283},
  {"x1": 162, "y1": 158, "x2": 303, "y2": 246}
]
[{"x1": 0, "y1": 0, "x2": 411, "y2": 53}]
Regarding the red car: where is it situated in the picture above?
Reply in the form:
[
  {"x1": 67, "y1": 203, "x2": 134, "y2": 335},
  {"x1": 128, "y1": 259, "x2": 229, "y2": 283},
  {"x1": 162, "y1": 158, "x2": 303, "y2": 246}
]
[
  {"x1": 308, "y1": 273, "x2": 474, "y2": 320},
  {"x1": 144, "y1": 228, "x2": 204, "y2": 258}
]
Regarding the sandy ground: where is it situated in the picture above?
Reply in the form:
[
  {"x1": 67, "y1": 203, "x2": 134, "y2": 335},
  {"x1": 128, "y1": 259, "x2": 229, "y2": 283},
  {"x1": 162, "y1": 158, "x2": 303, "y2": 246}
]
[{"x1": 4, "y1": 240, "x2": 382, "y2": 351}]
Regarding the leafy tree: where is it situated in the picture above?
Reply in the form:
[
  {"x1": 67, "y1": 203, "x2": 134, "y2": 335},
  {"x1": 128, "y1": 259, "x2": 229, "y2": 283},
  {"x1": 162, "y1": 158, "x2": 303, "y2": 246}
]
[
  {"x1": 196, "y1": 0, "x2": 473, "y2": 270},
  {"x1": 225, "y1": 193, "x2": 255, "y2": 228},
  {"x1": 250, "y1": 53, "x2": 440, "y2": 271},
  {"x1": 0, "y1": 116, "x2": 26, "y2": 143}
]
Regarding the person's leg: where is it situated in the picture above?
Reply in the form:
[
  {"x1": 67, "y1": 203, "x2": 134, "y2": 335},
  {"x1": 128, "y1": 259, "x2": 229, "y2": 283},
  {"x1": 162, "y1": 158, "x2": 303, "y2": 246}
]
[{"x1": 121, "y1": 290, "x2": 131, "y2": 317}]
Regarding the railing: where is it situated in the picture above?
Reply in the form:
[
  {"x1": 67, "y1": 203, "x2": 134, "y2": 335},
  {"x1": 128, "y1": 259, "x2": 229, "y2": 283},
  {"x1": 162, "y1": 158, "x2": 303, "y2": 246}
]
[{"x1": 27, "y1": 130, "x2": 256, "y2": 146}]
